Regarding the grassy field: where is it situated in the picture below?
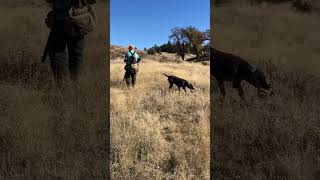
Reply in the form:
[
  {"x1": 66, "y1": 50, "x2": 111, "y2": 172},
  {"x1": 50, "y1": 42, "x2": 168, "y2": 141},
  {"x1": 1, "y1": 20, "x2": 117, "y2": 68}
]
[
  {"x1": 0, "y1": 1, "x2": 109, "y2": 179},
  {"x1": 212, "y1": 1, "x2": 320, "y2": 179},
  {"x1": 111, "y1": 58, "x2": 210, "y2": 179}
]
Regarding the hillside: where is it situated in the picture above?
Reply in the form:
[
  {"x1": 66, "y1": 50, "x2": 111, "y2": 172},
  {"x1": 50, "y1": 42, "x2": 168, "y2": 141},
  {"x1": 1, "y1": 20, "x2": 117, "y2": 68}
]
[{"x1": 110, "y1": 45, "x2": 208, "y2": 63}]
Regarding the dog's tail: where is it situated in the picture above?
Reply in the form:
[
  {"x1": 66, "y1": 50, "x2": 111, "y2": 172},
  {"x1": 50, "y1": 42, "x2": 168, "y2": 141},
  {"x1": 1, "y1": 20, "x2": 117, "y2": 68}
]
[{"x1": 163, "y1": 73, "x2": 169, "y2": 77}]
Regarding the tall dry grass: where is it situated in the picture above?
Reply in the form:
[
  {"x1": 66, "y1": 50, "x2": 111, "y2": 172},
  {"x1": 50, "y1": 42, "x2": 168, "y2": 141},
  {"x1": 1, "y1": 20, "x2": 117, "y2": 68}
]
[
  {"x1": 111, "y1": 60, "x2": 210, "y2": 179},
  {"x1": 212, "y1": 1, "x2": 320, "y2": 179},
  {"x1": 0, "y1": 1, "x2": 109, "y2": 179}
]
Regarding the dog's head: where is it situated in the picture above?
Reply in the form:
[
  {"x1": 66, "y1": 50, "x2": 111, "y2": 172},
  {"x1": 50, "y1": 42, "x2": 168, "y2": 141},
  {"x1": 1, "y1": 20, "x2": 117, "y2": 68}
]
[
  {"x1": 251, "y1": 69, "x2": 271, "y2": 90},
  {"x1": 187, "y1": 83, "x2": 195, "y2": 90}
]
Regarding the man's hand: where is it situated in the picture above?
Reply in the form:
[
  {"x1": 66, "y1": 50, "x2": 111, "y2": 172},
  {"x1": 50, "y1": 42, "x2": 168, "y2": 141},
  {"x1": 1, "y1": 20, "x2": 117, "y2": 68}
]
[{"x1": 45, "y1": 11, "x2": 55, "y2": 29}]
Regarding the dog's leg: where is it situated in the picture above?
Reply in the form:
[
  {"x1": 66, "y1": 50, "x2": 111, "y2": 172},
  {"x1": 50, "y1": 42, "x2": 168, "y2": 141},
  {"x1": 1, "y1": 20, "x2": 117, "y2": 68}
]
[
  {"x1": 169, "y1": 82, "x2": 173, "y2": 89},
  {"x1": 217, "y1": 79, "x2": 226, "y2": 99},
  {"x1": 237, "y1": 83, "x2": 249, "y2": 107},
  {"x1": 217, "y1": 80, "x2": 226, "y2": 104},
  {"x1": 238, "y1": 84, "x2": 245, "y2": 100},
  {"x1": 257, "y1": 87, "x2": 266, "y2": 96},
  {"x1": 233, "y1": 80, "x2": 245, "y2": 100},
  {"x1": 183, "y1": 87, "x2": 187, "y2": 93}
]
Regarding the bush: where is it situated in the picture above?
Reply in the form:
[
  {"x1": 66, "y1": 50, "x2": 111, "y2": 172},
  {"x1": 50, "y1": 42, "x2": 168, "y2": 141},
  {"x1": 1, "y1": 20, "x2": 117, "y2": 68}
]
[{"x1": 147, "y1": 48, "x2": 156, "y2": 55}]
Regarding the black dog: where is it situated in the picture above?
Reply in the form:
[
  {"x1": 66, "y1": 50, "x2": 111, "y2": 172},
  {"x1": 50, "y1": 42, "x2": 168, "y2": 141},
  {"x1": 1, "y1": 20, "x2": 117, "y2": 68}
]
[
  {"x1": 210, "y1": 47, "x2": 271, "y2": 99},
  {"x1": 163, "y1": 74, "x2": 194, "y2": 92}
]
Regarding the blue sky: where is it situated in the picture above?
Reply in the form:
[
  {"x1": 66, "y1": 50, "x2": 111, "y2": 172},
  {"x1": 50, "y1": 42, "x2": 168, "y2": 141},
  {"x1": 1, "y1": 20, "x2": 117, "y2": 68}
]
[{"x1": 110, "y1": 0, "x2": 210, "y2": 50}]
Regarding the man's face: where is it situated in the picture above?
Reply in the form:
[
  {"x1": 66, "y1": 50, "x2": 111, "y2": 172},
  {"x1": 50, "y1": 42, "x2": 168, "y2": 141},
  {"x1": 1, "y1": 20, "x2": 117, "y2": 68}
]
[{"x1": 129, "y1": 46, "x2": 133, "y2": 51}]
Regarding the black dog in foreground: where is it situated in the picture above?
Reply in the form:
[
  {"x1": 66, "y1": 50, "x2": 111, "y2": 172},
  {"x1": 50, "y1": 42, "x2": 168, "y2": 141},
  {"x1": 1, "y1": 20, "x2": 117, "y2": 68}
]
[
  {"x1": 163, "y1": 74, "x2": 194, "y2": 92},
  {"x1": 211, "y1": 47, "x2": 271, "y2": 99}
]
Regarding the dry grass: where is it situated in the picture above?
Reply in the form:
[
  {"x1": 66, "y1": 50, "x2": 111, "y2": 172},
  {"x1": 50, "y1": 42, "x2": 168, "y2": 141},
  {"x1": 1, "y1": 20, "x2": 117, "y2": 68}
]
[
  {"x1": 212, "y1": 1, "x2": 320, "y2": 179},
  {"x1": 0, "y1": 1, "x2": 109, "y2": 179},
  {"x1": 111, "y1": 59, "x2": 210, "y2": 179}
]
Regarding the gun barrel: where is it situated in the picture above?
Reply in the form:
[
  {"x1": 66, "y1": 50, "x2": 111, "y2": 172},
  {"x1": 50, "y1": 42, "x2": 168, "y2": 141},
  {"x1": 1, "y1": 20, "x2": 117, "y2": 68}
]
[{"x1": 41, "y1": 32, "x2": 53, "y2": 63}]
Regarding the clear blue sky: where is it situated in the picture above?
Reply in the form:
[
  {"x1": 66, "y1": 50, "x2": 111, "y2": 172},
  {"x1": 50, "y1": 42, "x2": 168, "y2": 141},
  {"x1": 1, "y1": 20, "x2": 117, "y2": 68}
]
[{"x1": 111, "y1": 0, "x2": 210, "y2": 50}]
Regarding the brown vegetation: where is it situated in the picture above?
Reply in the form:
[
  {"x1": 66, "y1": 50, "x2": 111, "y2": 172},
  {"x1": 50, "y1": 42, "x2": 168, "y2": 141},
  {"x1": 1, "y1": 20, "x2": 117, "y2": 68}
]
[
  {"x1": 0, "y1": 1, "x2": 109, "y2": 179},
  {"x1": 111, "y1": 55, "x2": 210, "y2": 179},
  {"x1": 212, "y1": 1, "x2": 320, "y2": 179}
]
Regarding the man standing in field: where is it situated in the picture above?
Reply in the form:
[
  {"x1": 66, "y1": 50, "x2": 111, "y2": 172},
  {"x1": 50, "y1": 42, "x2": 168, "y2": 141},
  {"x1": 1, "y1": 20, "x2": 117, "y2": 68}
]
[
  {"x1": 124, "y1": 45, "x2": 141, "y2": 88},
  {"x1": 44, "y1": 0, "x2": 96, "y2": 87}
]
